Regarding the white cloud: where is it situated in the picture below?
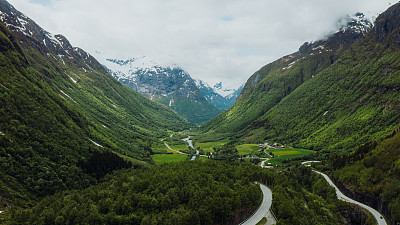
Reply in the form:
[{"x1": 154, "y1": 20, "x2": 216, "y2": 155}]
[{"x1": 9, "y1": 0, "x2": 397, "y2": 88}]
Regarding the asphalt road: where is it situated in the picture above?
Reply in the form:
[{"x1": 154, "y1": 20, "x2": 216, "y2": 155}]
[
  {"x1": 240, "y1": 183, "x2": 274, "y2": 225},
  {"x1": 314, "y1": 171, "x2": 387, "y2": 225},
  {"x1": 164, "y1": 142, "x2": 186, "y2": 154}
]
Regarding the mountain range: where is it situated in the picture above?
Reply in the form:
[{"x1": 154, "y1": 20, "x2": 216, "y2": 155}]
[
  {"x1": 195, "y1": 80, "x2": 243, "y2": 110},
  {"x1": 1, "y1": 0, "x2": 400, "y2": 223},
  {"x1": 94, "y1": 53, "x2": 243, "y2": 124}
]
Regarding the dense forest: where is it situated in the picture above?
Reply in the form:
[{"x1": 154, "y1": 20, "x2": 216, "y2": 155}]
[
  {"x1": 3, "y1": 161, "x2": 359, "y2": 225},
  {"x1": 318, "y1": 126, "x2": 400, "y2": 224},
  {"x1": 5, "y1": 162, "x2": 262, "y2": 225}
]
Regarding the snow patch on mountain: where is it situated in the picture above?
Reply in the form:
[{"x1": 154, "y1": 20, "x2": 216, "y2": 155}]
[
  {"x1": 195, "y1": 79, "x2": 243, "y2": 110},
  {"x1": 335, "y1": 12, "x2": 373, "y2": 35}
]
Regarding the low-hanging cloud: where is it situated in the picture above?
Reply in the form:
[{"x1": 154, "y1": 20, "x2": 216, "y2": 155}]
[{"x1": 8, "y1": 0, "x2": 397, "y2": 88}]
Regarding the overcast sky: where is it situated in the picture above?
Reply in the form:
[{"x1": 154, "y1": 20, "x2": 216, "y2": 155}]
[{"x1": 7, "y1": 0, "x2": 397, "y2": 89}]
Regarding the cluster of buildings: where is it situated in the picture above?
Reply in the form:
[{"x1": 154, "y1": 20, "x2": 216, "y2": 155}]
[{"x1": 257, "y1": 142, "x2": 286, "y2": 150}]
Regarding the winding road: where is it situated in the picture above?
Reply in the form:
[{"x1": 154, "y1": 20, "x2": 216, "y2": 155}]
[
  {"x1": 164, "y1": 142, "x2": 186, "y2": 155},
  {"x1": 240, "y1": 183, "x2": 275, "y2": 225},
  {"x1": 164, "y1": 136, "x2": 199, "y2": 160},
  {"x1": 314, "y1": 171, "x2": 387, "y2": 225}
]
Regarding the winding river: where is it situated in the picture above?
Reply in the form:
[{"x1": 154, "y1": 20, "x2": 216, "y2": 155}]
[{"x1": 182, "y1": 136, "x2": 199, "y2": 160}]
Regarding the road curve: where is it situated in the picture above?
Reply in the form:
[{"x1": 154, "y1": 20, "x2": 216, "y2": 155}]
[
  {"x1": 314, "y1": 171, "x2": 387, "y2": 225},
  {"x1": 164, "y1": 142, "x2": 186, "y2": 155},
  {"x1": 240, "y1": 183, "x2": 273, "y2": 225}
]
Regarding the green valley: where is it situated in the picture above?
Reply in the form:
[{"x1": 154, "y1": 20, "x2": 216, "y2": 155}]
[{"x1": 1, "y1": 0, "x2": 400, "y2": 225}]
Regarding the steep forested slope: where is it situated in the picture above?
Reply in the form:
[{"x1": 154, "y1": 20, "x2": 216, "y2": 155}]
[
  {"x1": 325, "y1": 127, "x2": 400, "y2": 224},
  {"x1": 251, "y1": 6, "x2": 400, "y2": 152},
  {"x1": 200, "y1": 9, "x2": 400, "y2": 153},
  {"x1": 0, "y1": 0, "x2": 190, "y2": 206},
  {"x1": 199, "y1": 13, "x2": 371, "y2": 142}
]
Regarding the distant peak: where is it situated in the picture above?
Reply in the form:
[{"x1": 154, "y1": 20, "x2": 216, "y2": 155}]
[
  {"x1": 214, "y1": 82, "x2": 223, "y2": 89},
  {"x1": 335, "y1": 12, "x2": 373, "y2": 35}
]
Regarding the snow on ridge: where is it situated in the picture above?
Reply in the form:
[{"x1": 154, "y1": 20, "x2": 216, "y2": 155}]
[
  {"x1": 212, "y1": 82, "x2": 238, "y2": 97},
  {"x1": 60, "y1": 90, "x2": 77, "y2": 103},
  {"x1": 47, "y1": 33, "x2": 63, "y2": 48},
  {"x1": 90, "y1": 139, "x2": 103, "y2": 148},
  {"x1": 335, "y1": 12, "x2": 373, "y2": 35},
  {"x1": 69, "y1": 75, "x2": 77, "y2": 83},
  {"x1": 214, "y1": 88, "x2": 235, "y2": 98},
  {"x1": 194, "y1": 79, "x2": 212, "y2": 89}
]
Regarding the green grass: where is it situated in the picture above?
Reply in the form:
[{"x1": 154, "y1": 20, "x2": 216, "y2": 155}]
[
  {"x1": 168, "y1": 144, "x2": 188, "y2": 151},
  {"x1": 236, "y1": 144, "x2": 260, "y2": 155},
  {"x1": 152, "y1": 153, "x2": 188, "y2": 164},
  {"x1": 195, "y1": 139, "x2": 230, "y2": 152},
  {"x1": 256, "y1": 217, "x2": 267, "y2": 225},
  {"x1": 199, "y1": 156, "x2": 210, "y2": 162},
  {"x1": 153, "y1": 143, "x2": 189, "y2": 154},
  {"x1": 267, "y1": 148, "x2": 316, "y2": 165}
]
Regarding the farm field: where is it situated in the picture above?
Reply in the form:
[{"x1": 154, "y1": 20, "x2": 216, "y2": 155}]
[
  {"x1": 266, "y1": 148, "x2": 316, "y2": 166},
  {"x1": 195, "y1": 139, "x2": 230, "y2": 152},
  {"x1": 152, "y1": 153, "x2": 188, "y2": 164},
  {"x1": 236, "y1": 144, "x2": 260, "y2": 155}
]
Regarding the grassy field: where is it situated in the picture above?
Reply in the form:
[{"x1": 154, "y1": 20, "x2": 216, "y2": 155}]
[
  {"x1": 167, "y1": 144, "x2": 188, "y2": 151},
  {"x1": 199, "y1": 156, "x2": 210, "y2": 162},
  {"x1": 195, "y1": 139, "x2": 230, "y2": 153},
  {"x1": 266, "y1": 148, "x2": 316, "y2": 165},
  {"x1": 152, "y1": 153, "x2": 188, "y2": 164},
  {"x1": 236, "y1": 144, "x2": 260, "y2": 155},
  {"x1": 256, "y1": 217, "x2": 267, "y2": 225}
]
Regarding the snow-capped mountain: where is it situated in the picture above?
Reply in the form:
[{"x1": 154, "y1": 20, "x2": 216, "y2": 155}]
[
  {"x1": 194, "y1": 80, "x2": 243, "y2": 110},
  {"x1": 0, "y1": 0, "x2": 99, "y2": 71},
  {"x1": 335, "y1": 12, "x2": 373, "y2": 34},
  {"x1": 94, "y1": 52, "x2": 222, "y2": 124}
]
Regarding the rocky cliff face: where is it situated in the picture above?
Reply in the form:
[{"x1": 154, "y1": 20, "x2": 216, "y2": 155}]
[
  {"x1": 195, "y1": 79, "x2": 243, "y2": 110},
  {"x1": 0, "y1": 0, "x2": 100, "y2": 70},
  {"x1": 375, "y1": 3, "x2": 400, "y2": 47}
]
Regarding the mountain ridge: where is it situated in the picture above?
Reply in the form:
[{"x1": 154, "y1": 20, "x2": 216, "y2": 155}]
[
  {"x1": 94, "y1": 52, "x2": 232, "y2": 124},
  {"x1": 194, "y1": 79, "x2": 243, "y2": 110},
  {"x1": 0, "y1": 0, "x2": 191, "y2": 205},
  {"x1": 198, "y1": 11, "x2": 400, "y2": 151}
]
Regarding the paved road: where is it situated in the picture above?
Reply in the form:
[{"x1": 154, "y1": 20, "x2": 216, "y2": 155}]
[
  {"x1": 164, "y1": 142, "x2": 186, "y2": 154},
  {"x1": 301, "y1": 161, "x2": 321, "y2": 165},
  {"x1": 260, "y1": 159, "x2": 271, "y2": 168},
  {"x1": 164, "y1": 137, "x2": 199, "y2": 160},
  {"x1": 240, "y1": 184, "x2": 275, "y2": 225},
  {"x1": 314, "y1": 171, "x2": 387, "y2": 225}
]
